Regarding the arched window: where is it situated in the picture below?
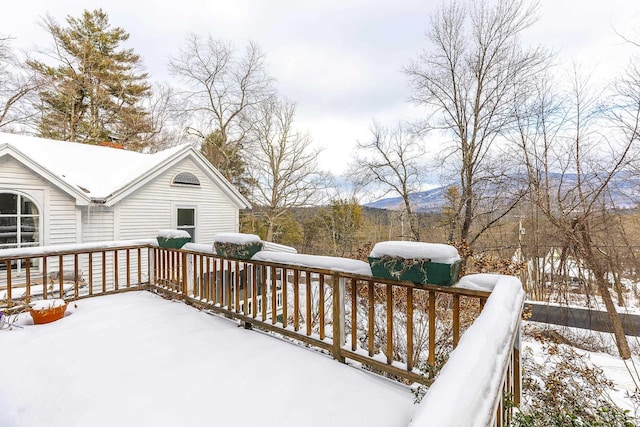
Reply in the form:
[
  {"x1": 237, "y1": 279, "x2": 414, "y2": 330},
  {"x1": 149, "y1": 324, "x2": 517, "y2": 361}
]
[
  {"x1": 0, "y1": 193, "x2": 40, "y2": 250},
  {"x1": 172, "y1": 172, "x2": 200, "y2": 186}
]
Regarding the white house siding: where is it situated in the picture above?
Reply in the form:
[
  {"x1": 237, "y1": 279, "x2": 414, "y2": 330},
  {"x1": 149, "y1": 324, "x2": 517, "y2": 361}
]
[
  {"x1": 117, "y1": 157, "x2": 240, "y2": 243},
  {"x1": 47, "y1": 190, "x2": 77, "y2": 246},
  {"x1": 81, "y1": 205, "x2": 114, "y2": 242},
  {"x1": 0, "y1": 156, "x2": 77, "y2": 247}
]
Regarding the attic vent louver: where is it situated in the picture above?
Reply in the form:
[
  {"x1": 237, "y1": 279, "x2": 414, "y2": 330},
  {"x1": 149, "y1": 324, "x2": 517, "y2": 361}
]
[{"x1": 173, "y1": 172, "x2": 200, "y2": 186}]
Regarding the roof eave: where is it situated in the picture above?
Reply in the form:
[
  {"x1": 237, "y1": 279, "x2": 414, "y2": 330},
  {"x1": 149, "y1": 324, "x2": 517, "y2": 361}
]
[{"x1": 0, "y1": 144, "x2": 91, "y2": 205}]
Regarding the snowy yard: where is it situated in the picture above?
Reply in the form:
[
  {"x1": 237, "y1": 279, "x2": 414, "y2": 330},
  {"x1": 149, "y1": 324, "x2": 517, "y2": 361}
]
[{"x1": 0, "y1": 291, "x2": 414, "y2": 427}]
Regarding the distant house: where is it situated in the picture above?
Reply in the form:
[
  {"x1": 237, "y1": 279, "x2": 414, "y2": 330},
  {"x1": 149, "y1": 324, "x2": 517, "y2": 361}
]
[{"x1": 0, "y1": 133, "x2": 251, "y2": 253}]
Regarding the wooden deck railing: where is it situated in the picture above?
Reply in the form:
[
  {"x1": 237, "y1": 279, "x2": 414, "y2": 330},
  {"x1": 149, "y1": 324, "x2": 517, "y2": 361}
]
[
  {"x1": 0, "y1": 241, "x2": 152, "y2": 307},
  {"x1": 1, "y1": 242, "x2": 522, "y2": 426}
]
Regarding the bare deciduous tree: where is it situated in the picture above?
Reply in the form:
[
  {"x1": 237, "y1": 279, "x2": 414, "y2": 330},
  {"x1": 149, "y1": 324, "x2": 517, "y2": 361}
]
[
  {"x1": 515, "y1": 68, "x2": 638, "y2": 359},
  {"x1": 142, "y1": 82, "x2": 189, "y2": 153},
  {"x1": 169, "y1": 34, "x2": 274, "y2": 189},
  {"x1": 0, "y1": 36, "x2": 35, "y2": 130},
  {"x1": 351, "y1": 121, "x2": 425, "y2": 241},
  {"x1": 247, "y1": 98, "x2": 324, "y2": 242},
  {"x1": 405, "y1": 0, "x2": 549, "y2": 245}
]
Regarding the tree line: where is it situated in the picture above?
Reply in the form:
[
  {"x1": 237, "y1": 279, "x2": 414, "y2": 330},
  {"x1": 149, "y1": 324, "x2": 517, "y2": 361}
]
[{"x1": 2, "y1": 2, "x2": 640, "y2": 359}]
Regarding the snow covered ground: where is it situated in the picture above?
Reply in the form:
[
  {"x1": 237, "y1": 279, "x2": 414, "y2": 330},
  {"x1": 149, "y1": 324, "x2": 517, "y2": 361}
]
[
  {"x1": 0, "y1": 292, "x2": 414, "y2": 427},
  {"x1": 522, "y1": 322, "x2": 640, "y2": 417},
  {"x1": 3, "y1": 289, "x2": 637, "y2": 426}
]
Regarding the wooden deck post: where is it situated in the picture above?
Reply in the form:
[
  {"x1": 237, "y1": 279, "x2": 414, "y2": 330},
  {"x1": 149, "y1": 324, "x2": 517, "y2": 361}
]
[
  {"x1": 181, "y1": 251, "x2": 188, "y2": 297},
  {"x1": 514, "y1": 322, "x2": 522, "y2": 406},
  {"x1": 332, "y1": 274, "x2": 345, "y2": 363}
]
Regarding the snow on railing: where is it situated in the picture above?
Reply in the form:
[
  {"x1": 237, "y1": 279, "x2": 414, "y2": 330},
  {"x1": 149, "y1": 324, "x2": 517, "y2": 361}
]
[
  {"x1": 0, "y1": 240, "x2": 155, "y2": 304},
  {"x1": 410, "y1": 274, "x2": 524, "y2": 427}
]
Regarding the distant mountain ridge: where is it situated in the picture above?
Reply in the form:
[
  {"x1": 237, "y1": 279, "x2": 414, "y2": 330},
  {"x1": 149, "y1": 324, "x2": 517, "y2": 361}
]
[
  {"x1": 365, "y1": 186, "x2": 448, "y2": 212},
  {"x1": 364, "y1": 173, "x2": 640, "y2": 213}
]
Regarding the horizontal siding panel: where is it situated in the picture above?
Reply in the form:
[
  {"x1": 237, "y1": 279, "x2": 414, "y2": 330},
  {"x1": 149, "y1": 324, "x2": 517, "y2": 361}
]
[
  {"x1": 82, "y1": 206, "x2": 114, "y2": 242},
  {"x1": 47, "y1": 184, "x2": 77, "y2": 246},
  {"x1": 0, "y1": 158, "x2": 47, "y2": 186},
  {"x1": 118, "y1": 157, "x2": 240, "y2": 243}
]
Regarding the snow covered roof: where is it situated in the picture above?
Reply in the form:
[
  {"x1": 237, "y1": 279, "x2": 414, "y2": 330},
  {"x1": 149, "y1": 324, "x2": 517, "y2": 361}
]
[{"x1": 0, "y1": 132, "x2": 251, "y2": 209}]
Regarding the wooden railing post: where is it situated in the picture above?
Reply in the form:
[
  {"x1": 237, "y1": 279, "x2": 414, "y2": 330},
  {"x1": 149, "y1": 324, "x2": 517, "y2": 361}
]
[
  {"x1": 185, "y1": 252, "x2": 194, "y2": 297},
  {"x1": 148, "y1": 247, "x2": 155, "y2": 286},
  {"x1": 514, "y1": 321, "x2": 522, "y2": 406},
  {"x1": 6, "y1": 261, "x2": 12, "y2": 305},
  {"x1": 332, "y1": 274, "x2": 345, "y2": 363},
  {"x1": 181, "y1": 251, "x2": 188, "y2": 297}
]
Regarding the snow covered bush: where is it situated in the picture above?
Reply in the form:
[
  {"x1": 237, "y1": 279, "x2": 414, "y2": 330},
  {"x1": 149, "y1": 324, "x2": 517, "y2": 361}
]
[
  {"x1": 514, "y1": 332, "x2": 636, "y2": 426},
  {"x1": 214, "y1": 233, "x2": 263, "y2": 259}
]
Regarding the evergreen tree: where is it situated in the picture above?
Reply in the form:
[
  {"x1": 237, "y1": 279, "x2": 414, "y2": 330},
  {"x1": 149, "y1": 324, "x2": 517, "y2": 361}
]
[
  {"x1": 198, "y1": 129, "x2": 253, "y2": 195},
  {"x1": 28, "y1": 9, "x2": 151, "y2": 149}
]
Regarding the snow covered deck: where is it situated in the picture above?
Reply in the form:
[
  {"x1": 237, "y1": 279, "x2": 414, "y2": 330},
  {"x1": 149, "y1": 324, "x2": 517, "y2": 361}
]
[
  {"x1": 0, "y1": 291, "x2": 414, "y2": 427},
  {"x1": 1, "y1": 241, "x2": 524, "y2": 426}
]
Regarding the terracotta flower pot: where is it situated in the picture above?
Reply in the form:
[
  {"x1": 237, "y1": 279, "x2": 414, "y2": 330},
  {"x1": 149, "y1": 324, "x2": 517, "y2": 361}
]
[{"x1": 29, "y1": 300, "x2": 68, "y2": 324}]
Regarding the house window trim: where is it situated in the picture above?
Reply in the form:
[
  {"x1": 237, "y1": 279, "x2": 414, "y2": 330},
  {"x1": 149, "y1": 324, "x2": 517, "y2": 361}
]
[
  {"x1": 0, "y1": 190, "x2": 43, "y2": 251},
  {"x1": 173, "y1": 204, "x2": 197, "y2": 243}
]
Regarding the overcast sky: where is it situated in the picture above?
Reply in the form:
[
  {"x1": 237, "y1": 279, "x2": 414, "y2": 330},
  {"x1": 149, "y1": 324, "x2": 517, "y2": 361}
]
[{"x1": 1, "y1": 0, "x2": 639, "y2": 176}]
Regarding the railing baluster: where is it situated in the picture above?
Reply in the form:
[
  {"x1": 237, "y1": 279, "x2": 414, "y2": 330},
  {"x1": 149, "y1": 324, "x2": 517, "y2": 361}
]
[
  {"x1": 25, "y1": 258, "x2": 31, "y2": 302},
  {"x1": 386, "y1": 283, "x2": 393, "y2": 364},
  {"x1": 235, "y1": 260, "x2": 240, "y2": 312},
  {"x1": 243, "y1": 261, "x2": 248, "y2": 315},
  {"x1": 6, "y1": 261, "x2": 11, "y2": 304},
  {"x1": 192, "y1": 254, "x2": 198, "y2": 299},
  {"x1": 368, "y1": 280, "x2": 374, "y2": 357},
  {"x1": 205, "y1": 256, "x2": 211, "y2": 302},
  {"x1": 213, "y1": 258, "x2": 219, "y2": 305},
  {"x1": 102, "y1": 252, "x2": 106, "y2": 293},
  {"x1": 319, "y1": 274, "x2": 325, "y2": 340},
  {"x1": 43, "y1": 256, "x2": 48, "y2": 300},
  {"x1": 252, "y1": 264, "x2": 258, "y2": 318},
  {"x1": 332, "y1": 274, "x2": 345, "y2": 363},
  {"x1": 293, "y1": 269, "x2": 299, "y2": 331},
  {"x1": 514, "y1": 327, "x2": 521, "y2": 406},
  {"x1": 126, "y1": 249, "x2": 131, "y2": 288},
  {"x1": 305, "y1": 271, "x2": 311, "y2": 336},
  {"x1": 74, "y1": 254, "x2": 79, "y2": 299},
  {"x1": 429, "y1": 290, "x2": 436, "y2": 367},
  {"x1": 271, "y1": 266, "x2": 277, "y2": 325},
  {"x1": 226, "y1": 260, "x2": 232, "y2": 309},
  {"x1": 282, "y1": 268, "x2": 288, "y2": 327},
  {"x1": 159, "y1": 249, "x2": 164, "y2": 286},
  {"x1": 88, "y1": 252, "x2": 93, "y2": 296},
  {"x1": 58, "y1": 254, "x2": 64, "y2": 296},
  {"x1": 171, "y1": 251, "x2": 176, "y2": 290},
  {"x1": 261, "y1": 265, "x2": 267, "y2": 321},
  {"x1": 351, "y1": 279, "x2": 357, "y2": 351},
  {"x1": 407, "y1": 287, "x2": 413, "y2": 371},
  {"x1": 137, "y1": 248, "x2": 142, "y2": 286},
  {"x1": 453, "y1": 294, "x2": 460, "y2": 348},
  {"x1": 181, "y1": 252, "x2": 188, "y2": 297},
  {"x1": 114, "y1": 250, "x2": 119, "y2": 291}
]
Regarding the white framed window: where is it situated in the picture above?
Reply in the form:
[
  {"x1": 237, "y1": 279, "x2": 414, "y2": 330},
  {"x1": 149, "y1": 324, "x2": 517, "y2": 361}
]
[
  {"x1": 0, "y1": 192, "x2": 41, "y2": 271},
  {"x1": 176, "y1": 207, "x2": 196, "y2": 242},
  {"x1": 0, "y1": 192, "x2": 40, "y2": 250}
]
